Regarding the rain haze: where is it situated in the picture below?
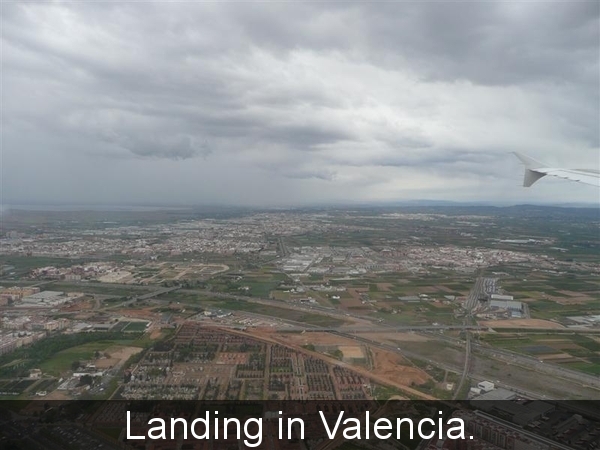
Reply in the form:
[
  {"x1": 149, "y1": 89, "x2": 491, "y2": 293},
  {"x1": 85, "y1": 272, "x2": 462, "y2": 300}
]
[{"x1": 2, "y1": 1, "x2": 599, "y2": 207}]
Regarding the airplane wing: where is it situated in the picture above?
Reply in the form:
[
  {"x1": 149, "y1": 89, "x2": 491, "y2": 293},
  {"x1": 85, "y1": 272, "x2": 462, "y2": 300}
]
[{"x1": 513, "y1": 152, "x2": 600, "y2": 188}]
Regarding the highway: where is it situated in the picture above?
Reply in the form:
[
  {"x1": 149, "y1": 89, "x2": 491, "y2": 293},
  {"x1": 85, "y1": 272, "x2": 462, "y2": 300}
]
[
  {"x1": 49, "y1": 279, "x2": 600, "y2": 398},
  {"x1": 277, "y1": 236, "x2": 291, "y2": 257},
  {"x1": 425, "y1": 331, "x2": 600, "y2": 390},
  {"x1": 452, "y1": 276, "x2": 485, "y2": 399},
  {"x1": 53, "y1": 279, "x2": 600, "y2": 331},
  {"x1": 453, "y1": 330, "x2": 471, "y2": 400}
]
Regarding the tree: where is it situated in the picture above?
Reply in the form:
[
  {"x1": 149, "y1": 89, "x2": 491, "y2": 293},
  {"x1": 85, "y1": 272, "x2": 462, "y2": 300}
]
[
  {"x1": 79, "y1": 375, "x2": 94, "y2": 386},
  {"x1": 71, "y1": 360, "x2": 81, "y2": 371}
]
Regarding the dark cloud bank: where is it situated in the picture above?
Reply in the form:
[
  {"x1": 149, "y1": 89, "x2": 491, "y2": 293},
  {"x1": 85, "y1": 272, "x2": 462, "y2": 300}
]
[{"x1": 2, "y1": 2, "x2": 599, "y2": 205}]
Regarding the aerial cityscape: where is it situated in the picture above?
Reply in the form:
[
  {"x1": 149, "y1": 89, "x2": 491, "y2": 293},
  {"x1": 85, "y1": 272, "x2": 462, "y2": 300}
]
[
  {"x1": 2, "y1": 1, "x2": 599, "y2": 449},
  {"x1": 0, "y1": 205, "x2": 599, "y2": 448}
]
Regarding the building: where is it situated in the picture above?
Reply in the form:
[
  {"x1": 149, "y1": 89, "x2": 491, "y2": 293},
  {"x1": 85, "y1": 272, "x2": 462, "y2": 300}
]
[
  {"x1": 0, "y1": 336, "x2": 18, "y2": 355},
  {"x1": 455, "y1": 409, "x2": 566, "y2": 450},
  {"x1": 1, "y1": 316, "x2": 31, "y2": 330},
  {"x1": 64, "y1": 274, "x2": 82, "y2": 281},
  {"x1": 473, "y1": 388, "x2": 517, "y2": 401},
  {"x1": 490, "y1": 300, "x2": 523, "y2": 313},
  {"x1": 474, "y1": 400, "x2": 555, "y2": 426},
  {"x1": 18, "y1": 291, "x2": 69, "y2": 308},
  {"x1": 27, "y1": 319, "x2": 69, "y2": 332},
  {"x1": 0, "y1": 286, "x2": 41, "y2": 304},
  {"x1": 73, "y1": 371, "x2": 105, "y2": 378},
  {"x1": 478, "y1": 381, "x2": 495, "y2": 392}
]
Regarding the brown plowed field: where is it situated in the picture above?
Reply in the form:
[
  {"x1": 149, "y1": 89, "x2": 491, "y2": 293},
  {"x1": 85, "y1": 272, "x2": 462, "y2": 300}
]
[{"x1": 479, "y1": 319, "x2": 564, "y2": 329}]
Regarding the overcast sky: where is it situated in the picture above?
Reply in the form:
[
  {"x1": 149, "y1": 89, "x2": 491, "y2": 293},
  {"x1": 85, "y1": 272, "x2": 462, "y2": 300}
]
[{"x1": 3, "y1": 2, "x2": 599, "y2": 207}]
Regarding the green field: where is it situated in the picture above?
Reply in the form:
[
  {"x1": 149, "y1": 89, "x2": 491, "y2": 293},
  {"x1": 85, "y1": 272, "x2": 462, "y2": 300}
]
[
  {"x1": 160, "y1": 291, "x2": 347, "y2": 327},
  {"x1": 205, "y1": 300, "x2": 347, "y2": 327},
  {"x1": 122, "y1": 321, "x2": 150, "y2": 332},
  {"x1": 52, "y1": 282, "x2": 153, "y2": 297},
  {"x1": 38, "y1": 341, "x2": 136, "y2": 375},
  {"x1": 208, "y1": 271, "x2": 289, "y2": 298},
  {"x1": 0, "y1": 256, "x2": 85, "y2": 276},
  {"x1": 561, "y1": 360, "x2": 600, "y2": 376},
  {"x1": 527, "y1": 299, "x2": 600, "y2": 321},
  {"x1": 480, "y1": 332, "x2": 600, "y2": 375},
  {"x1": 0, "y1": 332, "x2": 147, "y2": 379}
]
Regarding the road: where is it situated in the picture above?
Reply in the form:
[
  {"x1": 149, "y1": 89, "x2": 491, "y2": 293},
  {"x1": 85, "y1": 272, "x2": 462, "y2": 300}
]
[
  {"x1": 50, "y1": 279, "x2": 600, "y2": 398},
  {"x1": 453, "y1": 331, "x2": 471, "y2": 399},
  {"x1": 463, "y1": 276, "x2": 484, "y2": 312},
  {"x1": 277, "y1": 236, "x2": 291, "y2": 257},
  {"x1": 425, "y1": 331, "x2": 600, "y2": 390},
  {"x1": 453, "y1": 276, "x2": 488, "y2": 399}
]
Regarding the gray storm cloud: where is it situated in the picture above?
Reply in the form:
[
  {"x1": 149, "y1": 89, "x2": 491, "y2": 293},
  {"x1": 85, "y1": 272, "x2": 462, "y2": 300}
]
[
  {"x1": 2, "y1": 1, "x2": 599, "y2": 205},
  {"x1": 110, "y1": 134, "x2": 211, "y2": 160}
]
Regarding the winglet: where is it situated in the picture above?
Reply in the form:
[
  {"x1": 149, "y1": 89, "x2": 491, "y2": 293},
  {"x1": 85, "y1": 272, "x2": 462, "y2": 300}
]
[{"x1": 513, "y1": 152, "x2": 547, "y2": 187}]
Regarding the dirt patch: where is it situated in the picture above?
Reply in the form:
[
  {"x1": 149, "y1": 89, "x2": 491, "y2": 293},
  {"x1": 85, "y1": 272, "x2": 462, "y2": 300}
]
[
  {"x1": 376, "y1": 283, "x2": 394, "y2": 291},
  {"x1": 344, "y1": 289, "x2": 366, "y2": 308},
  {"x1": 479, "y1": 319, "x2": 564, "y2": 329},
  {"x1": 118, "y1": 307, "x2": 159, "y2": 319},
  {"x1": 555, "y1": 343, "x2": 587, "y2": 351},
  {"x1": 95, "y1": 358, "x2": 120, "y2": 369},
  {"x1": 252, "y1": 330, "x2": 430, "y2": 389},
  {"x1": 109, "y1": 346, "x2": 143, "y2": 360},
  {"x1": 340, "y1": 298, "x2": 363, "y2": 309},
  {"x1": 558, "y1": 290, "x2": 590, "y2": 298},
  {"x1": 370, "y1": 347, "x2": 430, "y2": 386},
  {"x1": 220, "y1": 326, "x2": 436, "y2": 399},
  {"x1": 357, "y1": 332, "x2": 430, "y2": 344},
  {"x1": 60, "y1": 299, "x2": 94, "y2": 312},
  {"x1": 429, "y1": 301, "x2": 447, "y2": 308},
  {"x1": 149, "y1": 329, "x2": 163, "y2": 339},
  {"x1": 95, "y1": 346, "x2": 143, "y2": 369},
  {"x1": 553, "y1": 296, "x2": 594, "y2": 305},
  {"x1": 539, "y1": 353, "x2": 573, "y2": 360},
  {"x1": 277, "y1": 331, "x2": 357, "y2": 347},
  {"x1": 39, "y1": 390, "x2": 71, "y2": 400},
  {"x1": 434, "y1": 285, "x2": 455, "y2": 293},
  {"x1": 339, "y1": 346, "x2": 364, "y2": 359}
]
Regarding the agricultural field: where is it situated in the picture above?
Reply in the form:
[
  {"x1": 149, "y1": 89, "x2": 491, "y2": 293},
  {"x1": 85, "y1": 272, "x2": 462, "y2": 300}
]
[
  {"x1": 0, "y1": 332, "x2": 150, "y2": 380},
  {"x1": 0, "y1": 379, "x2": 38, "y2": 397},
  {"x1": 122, "y1": 321, "x2": 150, "y2": 332},
  {"x1": 526, "y1": 298, "x2": 600, "y2": 322},
  {"x1": 112, "y1": 320, "x2": 150, "y2": 332},
  {"x1": 38, "y1": 341, "x2": 142, "y2": 376},
  {"x1": 500, "y1": 273, "x2": 599, "y2": 301},
  {"x1": 131, "y1": 261, "x2": 229, "y2": 284},
  {"x1": 480, "y1": 332, "x2": 600, "y2": 375},
  {"x1": 51, "y1": 282, "x2": 153, "y2": 297},
  {"x1": 209, "y1": 270, "x2": 289, "y2": 298},
  {"x1": 160, "y1": 291, "x2": 348, "y2": 327},
  {"x1": 0, "y1": 256, "x2": 86, "y2": 277},
  {"x1": 371, "y1": 299, "x2": 461, "y2": 326}
]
